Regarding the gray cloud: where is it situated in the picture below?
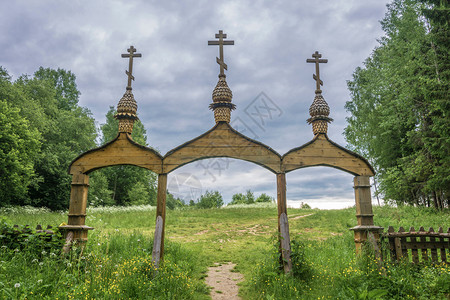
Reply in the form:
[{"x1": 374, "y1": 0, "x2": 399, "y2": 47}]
[{"x1": 1, "y1": 0, "x2": 389, "y2": 205}]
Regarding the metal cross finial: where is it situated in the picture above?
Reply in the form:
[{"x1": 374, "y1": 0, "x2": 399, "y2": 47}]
[
  {"x1": 306, "y1": 51, "x2": 328, "y2": 91},
  {"x1": 121, "y1": 46, "x2": 142, "y2": 89},
  {"x1": 208, "y1": 30, "x2": 234, "y2": 76}
]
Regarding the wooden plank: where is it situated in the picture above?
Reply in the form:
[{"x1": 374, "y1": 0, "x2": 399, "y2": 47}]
[
  {"x1": 70, "y1": 133, "x2": 163, "y2": 174},
  {"x1": 439, "y1": 227, "x2": 447, "y2": 263},
  {"x1": 429, "y1": 228, "x2": 438, "y2": 262},
  {"x1": 409, "y1": 227, "x2": 419, "y2": 263},
  {"x1": 419, "y1": 227, "x2": 428, "y2": 262},
  {"x1": 152, "y1": 216, "x2": 163, "y2": 268},
  {"x1": 282, "y1": 136, "x2": 374, "y2": 176},
  {"x1": 279, "y1": 213, "x2": 292, "y2": 274},
  {"x1": 163, "y1": 124, "x2": 281, "y2": 173},
  {"x1": 394, "y1": 237, "x2": 403, "y2": 261},
  {"x1": 63, "y1": 231, "x2": 74, "y2": 254},
  {"x1": 155, "y1": 174, "x2": 167, "y2": 261}
]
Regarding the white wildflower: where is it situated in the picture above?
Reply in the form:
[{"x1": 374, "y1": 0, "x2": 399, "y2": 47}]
[{"x1": 14, "y1": 283, "x2": 20, "y2": 288}]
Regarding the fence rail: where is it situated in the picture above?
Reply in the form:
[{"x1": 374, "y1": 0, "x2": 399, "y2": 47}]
[{"x1": 384, "y1": 226, "x2": 450, "y2": 263}]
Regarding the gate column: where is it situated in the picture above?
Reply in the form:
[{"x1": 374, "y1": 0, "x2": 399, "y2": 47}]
[
  {"x1": 277, "y1": 173, "x2": 292, "y2": 273},
  {"x1": 59, "y1": 173, "x2": 94, "y2": 249},
  {"x1": 350, "y1": 176, "x2": 383, "y2": 253},
  {"x1": 152, "y1": 173, "x2": 167, "y2": 267}
]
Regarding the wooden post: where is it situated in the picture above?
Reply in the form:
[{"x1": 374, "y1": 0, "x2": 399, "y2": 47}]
[
  {"x1": 68, "y1": 173, "x2": 89, "y2": 226},
  {"x1": 59, "y1": 173, "x2": 94, "y2": 248},
  {"x1": 349, "y1": 176, "x2": 383, "y2": 254},
  {"x1": 277, "y1": 173, "x2": 292, "y2": 273},
  {"x1": 152, "y1": 216, "x2": 163, "y2": 267},
  {"x1": 153, "y1": 173, "x2": 167, "y2": 265}
]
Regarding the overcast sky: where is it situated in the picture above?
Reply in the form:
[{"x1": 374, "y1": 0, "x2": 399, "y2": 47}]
[{"x1": 1, "y1": 0, "x2": 389, "y2": 208}]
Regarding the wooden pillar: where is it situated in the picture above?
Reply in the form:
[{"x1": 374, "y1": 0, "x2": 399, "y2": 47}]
[
  {"x1": 152, "y1": 173, "x2": 167, "y2": 267},
  {"x1": 277, "y1": 173, "x2": 292, "y2": 273},
  {"x1": 59, "y1": 173, "x2": 94, "y2": 249},
  {"x1": 68, "y1": 173, "x2": 89, "y2": 226},
  {"x1": 350, "y1": 176, "x2": 383, "y2": 253}
]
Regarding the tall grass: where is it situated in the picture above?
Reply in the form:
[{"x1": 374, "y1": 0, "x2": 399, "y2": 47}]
[{"x1": 1, "y1": 204, "x2": 449, "y2": 299}]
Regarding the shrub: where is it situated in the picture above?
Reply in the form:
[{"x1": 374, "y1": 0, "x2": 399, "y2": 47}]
[{"x1": 197, "y1": 190, "x2": 223, "y2": 209}]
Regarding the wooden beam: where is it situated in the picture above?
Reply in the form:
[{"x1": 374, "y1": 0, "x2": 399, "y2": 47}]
[
  {"x1": 163, "y1": 122, "x2": 281, "y2": 173},
  {"x1": 70, "y1": 133, "x2": 163, "y2": 175},
  {"x1": 152, "y1": 215, "x2": 163, "y2": 268},
  {"x1": 155, "y1": 174, "x2": 167, "y2": 261},
  {"x1": 282, "y1": 134, "x2": 375, "y2": 176}
]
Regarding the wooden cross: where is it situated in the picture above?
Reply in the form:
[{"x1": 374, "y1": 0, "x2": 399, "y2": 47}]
[
  {"x1": 306, "y1": 51, "x2": 328, "y2": 91},
  {"x1": 121, "y1": 46, "x2": 142, "y2": 88},
  {"x1": 208, "y1": 30, "x2": 234, "y2": 75}
]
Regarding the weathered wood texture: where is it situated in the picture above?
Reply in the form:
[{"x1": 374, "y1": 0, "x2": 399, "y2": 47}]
[
  {"x1": 68, "y1": 174, "x2": 89, "y2": 226},
  {"x1": 69, "y1": 133, "x2": 163, "y2": 175},
  {"x1": 354, "y1": 176, "x2": 374, "y2": 226},
  {"x1": 282, "y1": 134, "x2": 375, "y2": 176},
  {"x1": 163, "y1": 122, "x2": 282, "y2": 173},
  {"x1": 280, "y1": 213, "x2": 293, "y2": 273},
  {"x1": 384, "y1": 226, "x2": 450, "y2": 263},
  {"x1": 152, "y1": 215, "x2": 163, "y2": 268},
  {"x1": 154, "y1": 174, "x2": 167, "y2": 261}
]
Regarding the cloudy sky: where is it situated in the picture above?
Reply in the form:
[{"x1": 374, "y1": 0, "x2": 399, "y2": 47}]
[{"x1": 1, "y1": 0, "x2": 389, "y2": 208}]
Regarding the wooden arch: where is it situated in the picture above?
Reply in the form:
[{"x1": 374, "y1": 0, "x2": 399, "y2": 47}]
[
  {"x1": 69, "y1": 132, "x2": 163, "y2": 175},
  {"x1": 281, "y1": 133, "x2": 374, "y2": 176},
  {"x1": 163, "y1": 122, "x2": 282, "y2": 174},
  {"x1": 60, "y1": 132, "x2": 163, "y2": 245},
  {"x1": 62, "y1": 44, "x2": 383, "y2": 275}
]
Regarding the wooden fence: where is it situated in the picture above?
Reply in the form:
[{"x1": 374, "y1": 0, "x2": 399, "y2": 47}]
[
  {"x1": 383, "y1": 226, "x2": 450, "y2": 263},
  {"x1": 11, "y1": 224, "x2": 55, "y2": 234}
]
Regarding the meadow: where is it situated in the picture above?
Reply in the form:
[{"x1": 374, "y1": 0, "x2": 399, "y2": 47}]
[{"x1": 1, "y1": 204, "x2": 449, "y2": 299}]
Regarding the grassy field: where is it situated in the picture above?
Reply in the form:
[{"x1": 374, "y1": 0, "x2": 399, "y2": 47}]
[{"x1": 1, "y1": 204, "x2": 449, "y2": 299}]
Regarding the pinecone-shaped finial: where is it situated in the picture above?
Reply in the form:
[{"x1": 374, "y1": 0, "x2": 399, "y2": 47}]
[
  {"x1": 115, "y1": 89, "x2": 138, "y2": 133},
  {"x1": 209, "y1": 74, "x2": 236, "y2": 123},
  {"x1": 307, "y1": 90, "x2": 333, "y2": 135}
]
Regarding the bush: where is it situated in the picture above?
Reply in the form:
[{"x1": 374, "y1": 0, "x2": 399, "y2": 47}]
[{"x1": 197, "y1": 190, "x2": 223, "y2": 209}]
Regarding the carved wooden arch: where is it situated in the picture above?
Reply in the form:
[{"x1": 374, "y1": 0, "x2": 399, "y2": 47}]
[
  {"x1": 162, "y1": 121, "x2": 282, "y2": 174},
  {"x1": 61, "y1": 133, "x2": 163, "y2": 246},
  {"x1": 281, "y1": 133, "x2": 375, "y2": 176},
  {"x1": 69, "y1": 132, "x2": 163, "y2": 176}
]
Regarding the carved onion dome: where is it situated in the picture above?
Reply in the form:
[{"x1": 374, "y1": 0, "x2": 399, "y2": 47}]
[
  {"x1": 209, "y1": 74, "x2": 236, "y2": 123},
  {"x1": 307, "y1": 90, "x2": 333, "y2": 135},
  {"x1": 115, "y1": 88, "x2": 139, "y2": 134}
]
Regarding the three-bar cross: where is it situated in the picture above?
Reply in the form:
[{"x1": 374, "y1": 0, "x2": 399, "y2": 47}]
[
  {"x1": 208, "y1": 30, "x2": 234, "y2": 75},
  {"x1": 306, "y1": 51, "x2": 328, "y2": 91},
  {"x1": 121, "y1": 46, "x2": 142, "y2": 89}
]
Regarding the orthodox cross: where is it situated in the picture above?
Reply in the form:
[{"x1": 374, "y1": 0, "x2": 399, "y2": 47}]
[
  {"x1": 208, "y1": 30, "x2": 234, "y2": 76},
  {"x1": 121, "y1": 46, "x2": 142, "y2": 89},
  {"x1": 306, "y1": 51, "x2": 328, "y2": 91}
]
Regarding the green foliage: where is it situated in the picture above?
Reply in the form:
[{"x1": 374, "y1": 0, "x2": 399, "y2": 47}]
[
  {"x1": 196, "y1": 190, "x2": 224, "y2": 209},
  {"x1": 229, "y1": 190, "x2": 273, "y2": 205},
  {"x1": 0, "y1": 67, "x2": 97, "y2": 210},
  {"x1": 0, "y1": 231, "x2": 208, "y2": 299},
  {"x1": 256, "y1": 193, "x2": 274, "y2": 203},
  {"x1": 166, "y1": 192, "x2": 186, "y2": 210},
  {"x1": 0, "y1": 218, "x2": 64, "y2": 257},
  {"x1": 345, "y1": 0, "x2": 449, "y2": 208},
  {"x1": 90, "y1": 106, "x2": 158, "y2": 206},
  {"x1": 0, "y1": 100, "x2": 41, "y2": 204}
]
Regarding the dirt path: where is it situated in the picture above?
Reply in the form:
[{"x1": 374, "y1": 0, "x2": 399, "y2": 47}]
[
  {"x1": 291, "y1": 213, "x2": 315, "y2": 220},
  {"x1": 205, "y1": 262, "x2": 243, "y2": 300}
]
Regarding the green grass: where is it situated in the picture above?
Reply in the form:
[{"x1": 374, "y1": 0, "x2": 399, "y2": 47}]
[{"x1": 1, "y1": 204, "x2": 449, "y2": 299}]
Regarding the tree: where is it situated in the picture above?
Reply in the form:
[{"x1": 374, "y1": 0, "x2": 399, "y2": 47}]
[
  {"x1": 256, "y1": 193, "x2": 273, "y2": 203},
  {"x1": 0, "y1": 100, "x2": 41, "y2": 205},
  {"x1": 344, "y1": 0, "x2": 449, "y2": 208},
  {"x1": 91, "y1": 106, "x2": 157, "y2": 206},
  {"x1": 197, "y1": 190, "x2": 223, "y2": 209},
  {"x1": 229, "y1": 193, "x2": 246, "y2": 205},
  {"x1": 0, "y1": 67, "x2": 97, "y2": 210}
]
